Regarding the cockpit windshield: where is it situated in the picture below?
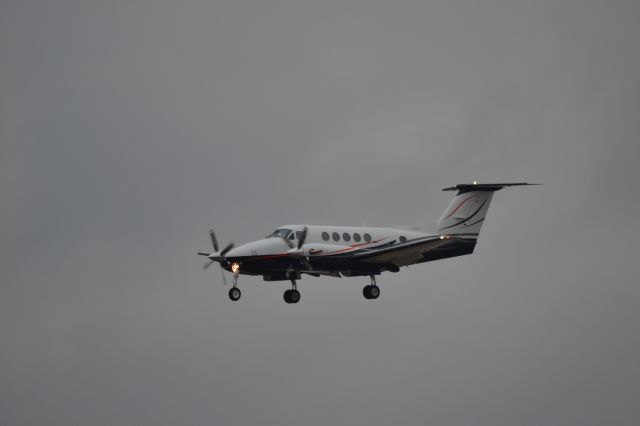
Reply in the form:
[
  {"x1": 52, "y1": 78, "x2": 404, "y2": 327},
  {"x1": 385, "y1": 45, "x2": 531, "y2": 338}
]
[{"x1": 266, "y1": 228, "x2": 292, "y2": 239}]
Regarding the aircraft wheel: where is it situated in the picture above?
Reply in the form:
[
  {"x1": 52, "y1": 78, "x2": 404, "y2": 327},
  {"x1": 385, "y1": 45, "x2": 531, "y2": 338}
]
[
  {"x1": 369, "y1": 285, "x2": 380, "y2": 299},
  {"x1": 289, "y1": 289, "x2": 301, "y2": 304},
  {"x1": 363, "y1": 286, "x2": 372, "y2": 299},
  {"x1": 229, "y1": 287, "x2": 241, "y2": 301},
  {"x1": 283, "y1": 289, "x2": 292, "y2": 303}
]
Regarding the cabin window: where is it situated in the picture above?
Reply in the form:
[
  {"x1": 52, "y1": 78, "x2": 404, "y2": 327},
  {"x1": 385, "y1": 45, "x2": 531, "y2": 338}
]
[
  {"x1": 353, "y1": 233, "x2": 361, "y2": 242},
  {"x1": 289, "y1": 233, "x2": 295, "y2": 240},
  {"x1": 343, "y1": 233, "x2": 351, "y2": 242},
  {"x1": 322, "y1": 232, "x2": 330, "y2": 241},
  {"x1": 364, "y1": 233, "x2": 372, "y2": 242},
  {"x1": 332, "y1": 232, "x2": 340, "y2": 242},
  {"x1": 399, "y1": 236, "x2": 407, "y2": 243}
]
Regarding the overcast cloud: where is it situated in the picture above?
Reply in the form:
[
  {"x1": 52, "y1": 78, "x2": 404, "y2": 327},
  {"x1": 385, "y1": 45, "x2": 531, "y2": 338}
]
[{"x1": 2, "y1": 1, "x2": 640, "y2": 425}]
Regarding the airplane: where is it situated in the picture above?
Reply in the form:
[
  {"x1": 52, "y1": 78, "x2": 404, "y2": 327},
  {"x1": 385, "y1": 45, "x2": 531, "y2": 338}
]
[{"x1": 198, "y1": 182, "x2": 538, "y2": 303}]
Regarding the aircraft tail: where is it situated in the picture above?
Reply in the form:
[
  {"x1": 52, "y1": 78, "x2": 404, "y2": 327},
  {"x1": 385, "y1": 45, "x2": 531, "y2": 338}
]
[{"x1": 435, "y1": 183, "x2": 538, "y2": 237}]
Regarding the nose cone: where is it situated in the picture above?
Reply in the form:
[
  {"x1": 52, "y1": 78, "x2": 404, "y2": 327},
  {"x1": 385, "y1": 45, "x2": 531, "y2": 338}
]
[{"x1": 226, "y1": 238, "x2": 289, "y2": 258}]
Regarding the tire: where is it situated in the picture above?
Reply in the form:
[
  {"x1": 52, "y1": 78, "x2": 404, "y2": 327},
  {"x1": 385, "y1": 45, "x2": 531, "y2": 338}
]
[
  {"x1": 289, "y1": 289, "x2": 301, "y2": 304},
  {"x1": 369, "y1": 285, "x2": 380, "y2": 299},
  {"x1": 363, "y1": 286, "x2": 372, "y2": 299},
  {"x1": 283, "y1": 289, "x2": 292, "y2": 303},
  {"x1": 229, "y1": 287, "x2": 241, "y2": 301}
]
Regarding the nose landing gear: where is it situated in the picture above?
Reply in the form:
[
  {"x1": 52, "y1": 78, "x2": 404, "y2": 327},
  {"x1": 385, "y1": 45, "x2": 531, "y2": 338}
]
[
  {"x1": 363, "y1": 275, "x2": 380, "y2": 300},
  {"x1": 284, "y1": 277, "x2": 301, "y2": 304},
  {"x1": 228, "y1": 264, "x2": 242, "y2": 301},
  {"x1": 228, "y1": 285, "x2": 241, "y2": 301}
]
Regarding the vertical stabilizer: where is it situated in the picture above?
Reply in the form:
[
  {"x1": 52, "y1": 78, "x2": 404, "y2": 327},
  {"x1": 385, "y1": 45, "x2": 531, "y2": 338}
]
[
  {"x1": 435, "y1": 182, "x2": 538, "y2": 237},
  {"x1": 436, "y1": 191, "x2": 494, "y2": 237}
]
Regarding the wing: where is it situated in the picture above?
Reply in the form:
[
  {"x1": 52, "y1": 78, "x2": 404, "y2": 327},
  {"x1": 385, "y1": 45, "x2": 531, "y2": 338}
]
[{"x1": 351, "y1": 235, "x2": 471, "y2": 267}]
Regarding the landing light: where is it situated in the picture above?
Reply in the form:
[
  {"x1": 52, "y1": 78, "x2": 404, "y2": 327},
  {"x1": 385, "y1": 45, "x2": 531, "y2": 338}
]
[
  {"x1": 473, "y1": 181, "x2": 477, "y2": 185},
  {"x1": 231, "y1": 262, "x2": 240, "y2": 274}
]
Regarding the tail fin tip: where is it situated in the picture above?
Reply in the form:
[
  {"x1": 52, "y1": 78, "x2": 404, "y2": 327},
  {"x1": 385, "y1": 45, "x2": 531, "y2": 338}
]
[{"x1": 442, "y1": 182, "x2": 541, "y2": 195}]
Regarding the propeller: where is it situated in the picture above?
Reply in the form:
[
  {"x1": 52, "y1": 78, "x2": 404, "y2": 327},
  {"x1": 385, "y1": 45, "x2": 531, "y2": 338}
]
[
  {"x1": 202, "y1": 242, "x2": 234, "y2": 270},
  {"x1": 209, "y1": 229, "x2": 219, "y2": 252},
  {"x1": 297, "y1": 226, "x2": 308, "y2": 250},
  {"x1": 219, "y1": 264, "x2": 227, "y2": 286},
  {"x1": 219, "y1": 241, "x2": 235, "y2": 257},
  {"x1": 202, "y1": 258, "x2": 215, "y2": 270},
  {"x1": 198, "y1": 229, "x2": 234, "y2": 285},
  {"x1": 284, "y1": 227, "x2": 312, "y2": 270},
  {"x1": 281, "y1": 227, "x2": 308, "y2": 250}
]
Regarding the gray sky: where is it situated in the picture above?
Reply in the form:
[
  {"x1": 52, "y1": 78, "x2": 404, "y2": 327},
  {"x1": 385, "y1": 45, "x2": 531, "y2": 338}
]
[{"x1": 2, "y1": 1, "x2": 639, "y2": 425}]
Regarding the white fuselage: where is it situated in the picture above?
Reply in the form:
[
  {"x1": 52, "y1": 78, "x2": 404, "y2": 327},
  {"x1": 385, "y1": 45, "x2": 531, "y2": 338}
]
[{"x1": 225, "y1": 224, "x2": 431, "y2": 260}]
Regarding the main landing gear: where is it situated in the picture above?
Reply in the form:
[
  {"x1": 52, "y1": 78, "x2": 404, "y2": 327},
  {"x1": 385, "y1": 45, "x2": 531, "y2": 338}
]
[
  {"x1": 228, "y1": 268, "x2": 241, "y2": 301},
  {"x1": 363, "y1": 275, "x2": 380, "y2": 300},
  {"x1": 284, "y1": 277, "x2": 301, "y2": 304}
]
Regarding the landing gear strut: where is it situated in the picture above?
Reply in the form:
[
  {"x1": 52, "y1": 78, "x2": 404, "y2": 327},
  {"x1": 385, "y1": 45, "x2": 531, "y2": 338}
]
[
  {"x1": 284, "y1": 277, "x2": 301, "y2": 304},
  {"x1": 228, "y1": 266, "x2": 241, "y2": 301},
  {"x1": 363, "y1": 275, "x2": 380, "y2": 300}
]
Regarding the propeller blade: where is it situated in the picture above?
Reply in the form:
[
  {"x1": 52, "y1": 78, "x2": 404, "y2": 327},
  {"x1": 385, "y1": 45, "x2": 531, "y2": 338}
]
[
  {"x1": 209, "y1": 229, "x2": 219, "y2": 252},
  {"x1": 197, "y1": 251, "x2": 210, "y2": 257},
  {"x1": 220, "y1": 265, "x2": 228, "y2": 286},
  {"x1": 203, "y1": 259, "x2": 215, "y2": 270},
  {"x1": 297, "y1": 226, "x2": 308, "y2": 250},
  {"x1": 220, "y1": 242, "x2": 234, "y2": 257}
]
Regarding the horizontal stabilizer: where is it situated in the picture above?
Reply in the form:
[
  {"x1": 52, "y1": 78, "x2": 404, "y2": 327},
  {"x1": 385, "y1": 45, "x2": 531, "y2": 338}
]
[{"x1": 442, "y1": 182, "x2": 540, "y2": 195}]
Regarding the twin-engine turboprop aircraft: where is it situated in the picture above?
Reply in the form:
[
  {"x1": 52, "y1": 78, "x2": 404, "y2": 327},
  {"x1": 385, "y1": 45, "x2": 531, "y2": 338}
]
[{"x1": 198, "y1": 182, "x2": 537, "y2": 303}]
